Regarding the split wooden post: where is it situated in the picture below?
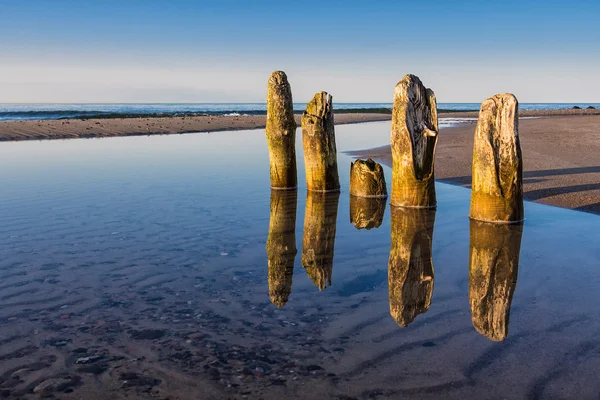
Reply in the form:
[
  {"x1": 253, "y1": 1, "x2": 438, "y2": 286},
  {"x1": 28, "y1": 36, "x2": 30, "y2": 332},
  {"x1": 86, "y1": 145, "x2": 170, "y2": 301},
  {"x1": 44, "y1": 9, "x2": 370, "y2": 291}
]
[{"x1": 390, "y1": 74, "x2": 438, "y2": 208}]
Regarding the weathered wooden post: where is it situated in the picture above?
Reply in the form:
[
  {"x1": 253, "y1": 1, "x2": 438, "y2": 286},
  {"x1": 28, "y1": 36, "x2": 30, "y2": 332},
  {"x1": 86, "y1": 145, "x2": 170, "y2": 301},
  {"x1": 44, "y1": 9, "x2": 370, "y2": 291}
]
[
  {"x1": 349, "y1": 158, "x2": 388, "y2": 198},
  {"x1": 470, "y1": 93, "x2": 524, "y2": 223},
  {"x1": 390, "y1": 74, "x2": 438, "y2": 208},
  {"x1": 388, "y1": 206, "x2": 436, "y2": 327},
  {"x1": 349, "y1": 158, "x2": 387, "y2": 229},
  {"x1": 266, "y1": 71, "x2": 297, "y2": 189},
  {"x1": 469, "y1": 220, "x2": 523, "y2": 341},
  {"x1": 301, "y1": 191, "x2": 340, "y2": 290},
  {"x1": 266, "y1": 190, "x2": 298, "y2": 307},
  {"x1": 349, "y1": 196, "x2": 387, "y2": 230},
  {"x1": 302, "y1": 92, "x2": 340, "y2": 192}
]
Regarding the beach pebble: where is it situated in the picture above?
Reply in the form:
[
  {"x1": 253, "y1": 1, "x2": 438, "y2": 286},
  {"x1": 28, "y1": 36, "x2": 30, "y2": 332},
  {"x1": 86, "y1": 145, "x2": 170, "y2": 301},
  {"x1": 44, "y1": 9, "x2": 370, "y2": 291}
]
[
  {"x1": 33, "y1": 377, "x2": 75, "y2": 394},
  {"x1": 76, "y1": 355, "x2": 102, "y2": 364},
  {"x1": 10, "y1": 368, "x2": 31, "y2": 378}
]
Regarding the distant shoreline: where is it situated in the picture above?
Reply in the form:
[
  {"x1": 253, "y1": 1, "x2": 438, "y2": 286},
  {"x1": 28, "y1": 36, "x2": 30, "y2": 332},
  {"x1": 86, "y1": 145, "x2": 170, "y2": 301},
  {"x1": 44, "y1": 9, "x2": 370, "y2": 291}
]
[
  {"x1": 0, "y1": 108, "x2": 474, "y2": 121},
  {"x1": 0, "y1": 108, "x2": 599, "y2": 142},
  {"x1": 1, "y1": 103, "x2": 599, "y2": 122}
]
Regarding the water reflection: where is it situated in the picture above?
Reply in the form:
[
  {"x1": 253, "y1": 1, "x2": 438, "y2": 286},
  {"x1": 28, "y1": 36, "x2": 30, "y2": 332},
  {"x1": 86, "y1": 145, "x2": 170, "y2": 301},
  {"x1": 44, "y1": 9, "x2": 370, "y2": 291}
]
[
  {"x1": 469, "y1": 220, "x2": 523, "y2": 341},
  {"x1": 388, "y1": 206, "x2": 436, "y2": 327},
  {"x1": 301, "y1": 191, "x2": 340, "y2": 290},
  {"x1": 349, "y1": 196, "x2": 387, "y2": 230},
  {"x1": 266, "y1": 190, "x2": 298, "y2": 307}
]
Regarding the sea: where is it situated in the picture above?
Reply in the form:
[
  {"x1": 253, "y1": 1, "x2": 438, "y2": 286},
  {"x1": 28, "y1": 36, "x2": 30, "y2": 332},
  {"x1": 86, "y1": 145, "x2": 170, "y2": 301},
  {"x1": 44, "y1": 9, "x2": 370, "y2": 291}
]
[{"x1": 0, "y1": 103, "x2": 598, "y2": 121}]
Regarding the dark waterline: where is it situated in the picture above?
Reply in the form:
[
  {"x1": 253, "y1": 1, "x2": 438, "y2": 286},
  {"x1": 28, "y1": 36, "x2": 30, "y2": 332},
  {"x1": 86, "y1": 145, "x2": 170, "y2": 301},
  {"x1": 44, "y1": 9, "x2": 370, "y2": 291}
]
[{"x1": 1, "y1": 102, "x2": 599, "y2": 121}]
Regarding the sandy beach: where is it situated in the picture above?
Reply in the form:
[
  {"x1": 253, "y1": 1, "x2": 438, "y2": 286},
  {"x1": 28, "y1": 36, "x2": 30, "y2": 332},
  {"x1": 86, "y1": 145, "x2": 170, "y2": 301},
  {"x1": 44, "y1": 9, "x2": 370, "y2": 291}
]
[
  {"x1": 348, "y1": 114, "x2": 600, "y2": 215},
  {"x1": 0, "y1": 113, "x2": 390, "y2": 141},
  {"x1": 0, "y1": 108, "x2": 599, "y2": 142}
]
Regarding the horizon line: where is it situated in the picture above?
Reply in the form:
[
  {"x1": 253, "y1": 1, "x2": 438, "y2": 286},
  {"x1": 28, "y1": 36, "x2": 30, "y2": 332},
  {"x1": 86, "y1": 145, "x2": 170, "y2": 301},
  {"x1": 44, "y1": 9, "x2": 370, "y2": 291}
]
[{"x1": 1, "y1": 101, "x2": 600, "y2": 105}]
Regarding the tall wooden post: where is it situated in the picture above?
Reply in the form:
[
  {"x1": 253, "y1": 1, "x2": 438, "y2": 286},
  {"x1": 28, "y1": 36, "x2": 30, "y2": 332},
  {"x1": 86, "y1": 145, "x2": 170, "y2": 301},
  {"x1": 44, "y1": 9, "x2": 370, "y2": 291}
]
[
  {"x1": 390, "y1": 74, "x2": 438, "y2": 208},
  {"x1": 470, "y1": 93, "x2": 524, "y2": 223},
  {"x1": 302, "y1": 92, "x2": 340, "y2": 192},
  {"x1": 266, "y1": 71, "x2": 297, "y2": 189}
]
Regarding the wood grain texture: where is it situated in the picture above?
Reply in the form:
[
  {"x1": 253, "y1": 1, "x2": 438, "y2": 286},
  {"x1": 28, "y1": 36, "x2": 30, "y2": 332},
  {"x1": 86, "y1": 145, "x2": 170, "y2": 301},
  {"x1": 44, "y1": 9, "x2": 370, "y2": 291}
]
[
  {"x1": 390, "y1": 74, "x2": 438, "y2": 207},
  {"x1": 302, "y1": 92, "x2": 340, "y2": 192},
  {"x1": 266, "y1": 71, "x2": 298, "y2": 189},
  {"x1": 470, "y1": 93, "x2": 524, "y2": 222},
  {"x1": 349, "y1": 158, "x2": 387, "y2": 198}
]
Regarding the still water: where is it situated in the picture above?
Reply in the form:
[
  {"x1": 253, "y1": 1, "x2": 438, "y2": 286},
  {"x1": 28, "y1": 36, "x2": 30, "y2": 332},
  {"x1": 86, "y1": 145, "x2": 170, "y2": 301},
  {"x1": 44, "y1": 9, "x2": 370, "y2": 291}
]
[{"x1": 0, "y1": 122, "x2": 599, "y2": 399}]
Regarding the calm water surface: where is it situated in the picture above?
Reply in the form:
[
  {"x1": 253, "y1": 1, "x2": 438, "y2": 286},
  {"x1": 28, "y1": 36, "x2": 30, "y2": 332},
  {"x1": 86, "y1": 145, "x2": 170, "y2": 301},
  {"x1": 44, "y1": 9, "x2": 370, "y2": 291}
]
[{"x1": 0, "y1": 122, "x2": 599, "y2": 399}]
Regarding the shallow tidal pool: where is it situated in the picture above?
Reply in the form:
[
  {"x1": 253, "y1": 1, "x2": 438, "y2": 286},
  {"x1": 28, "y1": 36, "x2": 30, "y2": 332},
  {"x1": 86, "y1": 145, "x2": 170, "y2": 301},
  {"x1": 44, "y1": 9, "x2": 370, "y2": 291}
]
[{"x1": 0, "y1": 121, "x2": 599, "y2": 399}]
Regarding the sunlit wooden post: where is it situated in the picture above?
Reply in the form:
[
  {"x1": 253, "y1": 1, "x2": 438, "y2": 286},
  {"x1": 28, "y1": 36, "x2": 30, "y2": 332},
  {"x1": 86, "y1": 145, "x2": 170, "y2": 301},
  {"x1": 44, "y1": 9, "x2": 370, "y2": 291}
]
[
  {"x1": 470, "y1": 93, "x2": 524, "y2": 223},
  {"x1": 302, "y1": 92, "x2": 340, "y2": 192},
  {"x1": 349, "y1": 158, "x2": 387, "y2": 198},
  {"x1": 390, "y1": 74, "x2": 438, "y2": 208},
  {"x1": 349, "y1": 158, "x2": 387, "y2": 229},
  {"x1": 266, "y1": 71, "x2": 297, "y2": 189}
]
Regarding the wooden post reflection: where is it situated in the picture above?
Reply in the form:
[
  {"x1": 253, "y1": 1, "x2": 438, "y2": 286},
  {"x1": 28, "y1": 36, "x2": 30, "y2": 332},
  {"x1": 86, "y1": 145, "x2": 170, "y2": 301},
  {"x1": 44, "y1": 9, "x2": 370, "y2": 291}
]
[
  {"x1": 301, "y1": 191, "x2": 340, "y2": 290},
  {"x1": 469, "y1": 220, "x2": 523, "y2": 341},
  {"x1": 388, "y1": 206, "x2": 436, "y2": 327},
  {"x1": 349, "y1": 196, "x2": 387, "y2": 230},
  {"x1": 266, "y1": 190, "x2": 298, "y2": 307}
]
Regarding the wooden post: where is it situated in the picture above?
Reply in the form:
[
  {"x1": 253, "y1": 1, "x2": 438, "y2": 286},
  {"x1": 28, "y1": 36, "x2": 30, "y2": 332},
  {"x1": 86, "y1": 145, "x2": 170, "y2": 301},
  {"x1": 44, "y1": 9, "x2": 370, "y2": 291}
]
[
  {"x1": 349, "y1": 158, "x2": 387, "y2": 198},
  {"x1": 469, "y1": 220, "x2": 523, "y2": 341},
  {"x1": 470, "y1": 93, "x2": 524, "y2": 223},
  {"x1": 390, "y1": 74, "x2": 438, "y2": 208},
  {"x1": 301, "y1": 191, "x2": 340, "y2": 290},
  {"x1": 388, "y1": 206, "x2": 436, "y2": 327},
  {"x1": 266, "y1": 190, "x2": 298, "y2": 307},
  {"x1": 266, "y1": 71, "x2": 297, "y2": 189},
  {"x1": 302, "y1": 92, "x2": 340, "y2": 192}
]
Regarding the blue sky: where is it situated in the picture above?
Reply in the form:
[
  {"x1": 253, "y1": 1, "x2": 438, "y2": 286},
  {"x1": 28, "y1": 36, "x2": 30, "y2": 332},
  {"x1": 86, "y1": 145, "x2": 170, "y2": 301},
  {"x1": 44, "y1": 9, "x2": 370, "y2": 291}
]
[{"x1": 1, "y1": 0, "x2": 599, "y2": 103}]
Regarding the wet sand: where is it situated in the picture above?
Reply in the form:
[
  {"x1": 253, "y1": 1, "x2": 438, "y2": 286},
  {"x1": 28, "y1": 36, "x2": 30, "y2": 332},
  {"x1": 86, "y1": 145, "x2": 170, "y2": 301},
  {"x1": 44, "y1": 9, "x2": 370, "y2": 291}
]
[
  {"x1": 347, "y1": 114, "x2": 600, "y2": 214},
  {"x1": 0, "y1": 108, "x2": 598, "y2": 142},
  {"x1": 0, "y1": 113, "x2": 390, "y2": 141}
]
